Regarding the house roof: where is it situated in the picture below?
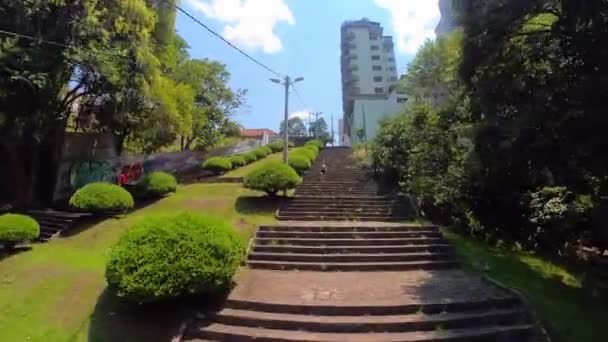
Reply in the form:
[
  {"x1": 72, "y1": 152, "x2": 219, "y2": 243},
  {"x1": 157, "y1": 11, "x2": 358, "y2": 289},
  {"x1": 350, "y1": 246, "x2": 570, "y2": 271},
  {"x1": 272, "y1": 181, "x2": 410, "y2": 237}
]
[{"x1": 241, "y1": 128, "x2": 279, "y2": 138}]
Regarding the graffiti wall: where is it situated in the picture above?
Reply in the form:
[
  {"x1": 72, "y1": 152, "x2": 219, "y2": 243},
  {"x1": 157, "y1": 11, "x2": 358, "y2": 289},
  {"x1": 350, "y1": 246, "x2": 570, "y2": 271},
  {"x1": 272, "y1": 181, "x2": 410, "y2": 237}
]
[{"x1": 53, "y1": 150, "x2": 203, "y2": 200}]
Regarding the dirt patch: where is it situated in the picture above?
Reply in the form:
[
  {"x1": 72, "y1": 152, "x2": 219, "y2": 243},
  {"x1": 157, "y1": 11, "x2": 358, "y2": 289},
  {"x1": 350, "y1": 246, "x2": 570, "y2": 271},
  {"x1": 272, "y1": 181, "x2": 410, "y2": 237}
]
[{"x1": 49, "y1": 270, "x2": 105, "y2": 330}]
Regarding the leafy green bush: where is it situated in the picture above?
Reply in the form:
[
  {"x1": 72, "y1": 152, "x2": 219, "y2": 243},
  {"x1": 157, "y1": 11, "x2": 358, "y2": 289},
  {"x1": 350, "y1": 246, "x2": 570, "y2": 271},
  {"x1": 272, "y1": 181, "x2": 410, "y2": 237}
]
[
  {"x1": 305, "y1": 139, "x2": 324, "y2": 150},
  {"x1": 242, "y1": 152, "x2": 258, "y2": 164},
  {"x1": 288, "y1": 155, "x2": 312, "y2": 175},
  {"x1": 202, "y1": 157, "x2": 232, "y2": 175},
  {"x1": 135, "y1": 171, "x2": 177, "y2": 198},
  {"x1": 69, "y1": 182, "x2": 135, "y2": 212},
  {"x1": 229, "y1": 155, "x2": 247, "y2": 168},
  {"x1": 290, "y1": 147, "x2": 316, "y2": 162},
  {"x1": 244, "y1": 162, "x2": 301, "y2": 196},
  {"x1": 253, "y1": 146, "x2": 272, "y2": 159},
  {"x1": 268, "y1": 140, "x2": 293, "y2": 152},
  {"x1": 106, "y1": 212, "x2": 246, "y2": 303},
  {"x1": 0, "y1": 214, "x2": 40, "y2": 246},
  {"x1": 304, "y1": 144, "x2": 320, "y2": 158}
]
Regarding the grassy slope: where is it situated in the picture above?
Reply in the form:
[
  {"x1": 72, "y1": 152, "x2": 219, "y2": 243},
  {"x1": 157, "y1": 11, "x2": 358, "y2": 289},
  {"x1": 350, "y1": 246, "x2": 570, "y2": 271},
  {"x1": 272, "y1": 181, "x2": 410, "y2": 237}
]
[
  {"x1": 221, "y1": 152, "x2": 282, "y2": 178},
  {"x1": 443, "y1": 230, "x2": 605, "y2": 342},
  {"x1": 0, "y1": 183, "x2": 276, "y2": 342}
]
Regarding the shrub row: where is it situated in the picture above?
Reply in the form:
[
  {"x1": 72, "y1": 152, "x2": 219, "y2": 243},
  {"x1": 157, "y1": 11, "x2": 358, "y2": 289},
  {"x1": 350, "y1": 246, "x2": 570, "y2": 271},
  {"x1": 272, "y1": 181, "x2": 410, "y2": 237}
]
[
  {"x1": 202, "y1": 145, "x2": 280, "y2": 176},
  {"x1": 69, "y1": 172, "x2": 178, "y2": 213},
  {"x1": 244, "y1": 162, "x2": 301, "y2": 196}
]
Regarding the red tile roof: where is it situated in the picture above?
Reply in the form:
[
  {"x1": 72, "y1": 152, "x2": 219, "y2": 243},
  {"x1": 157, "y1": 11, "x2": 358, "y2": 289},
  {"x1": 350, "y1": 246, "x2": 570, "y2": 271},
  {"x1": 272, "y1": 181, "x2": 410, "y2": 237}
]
[{"x1": 241, "y1": 128, "x2": 279, "y2": 138}]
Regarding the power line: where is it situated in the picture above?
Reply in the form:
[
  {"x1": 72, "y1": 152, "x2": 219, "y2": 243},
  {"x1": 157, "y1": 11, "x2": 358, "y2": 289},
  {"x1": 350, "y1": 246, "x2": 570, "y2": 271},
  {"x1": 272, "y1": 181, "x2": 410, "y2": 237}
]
[
  {"x1": 0, "y1": 28, "x2": 129, "y2": 62},
  {"x1": 292, "y1": 84, "x2": 308, "y2": 109},
  {"x1": 169, "y1": 1, "x2": 283, "y2": 78}
]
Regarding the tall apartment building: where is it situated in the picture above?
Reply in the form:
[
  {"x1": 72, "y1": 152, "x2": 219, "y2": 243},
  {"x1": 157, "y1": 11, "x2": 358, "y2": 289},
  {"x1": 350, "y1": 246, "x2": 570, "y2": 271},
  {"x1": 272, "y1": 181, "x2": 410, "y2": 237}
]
[
  {"x1": 435, "y1": 0, "x2": 460, "y2": 37},
  {"x1": 340, "y1": 18, "x2": 405, "y2": 145}
]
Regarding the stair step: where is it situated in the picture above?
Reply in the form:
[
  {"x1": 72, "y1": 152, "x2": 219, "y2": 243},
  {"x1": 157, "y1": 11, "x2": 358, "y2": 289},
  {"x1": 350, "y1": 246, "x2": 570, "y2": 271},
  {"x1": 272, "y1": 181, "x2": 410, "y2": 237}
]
[
  {"x1": 209, "y1": 308, "x2": 526, "y2": 333},
  {"x1": 190, "y1": 322, "x2": 535, "y2": 341},
  {"x1": 254, "y1": 237, "x2": 443, "y2": 246},
  {"x1": 258, "y1": 225, "x2": 438, "y2": 232},
  {"x1": 278, "y1": 211, "x2": 405, "y2": 216},
  {"x1": 248, "y1": 252, "x2": 453, "y2": 263},
  {"x1": 247, "y1": 260, "x2": 458, "y2": 271},
  {"x1": 224, "y1": 297, "x2": 521, "y2": 315},
  {"x1": 277, "y1": 215, "x2": 411, "y2": 222},
  {"x1": 252, "y1": 244, "x2": 453, "y2": 254},
  {"x1": 256, "y1": 231, "x2": 441, "y2": 239}
]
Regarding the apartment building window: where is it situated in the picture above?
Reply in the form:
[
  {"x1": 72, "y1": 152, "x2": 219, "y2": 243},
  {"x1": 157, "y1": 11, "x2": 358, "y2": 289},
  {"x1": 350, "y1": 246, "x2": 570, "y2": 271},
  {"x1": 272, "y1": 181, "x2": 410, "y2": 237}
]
[
  {"x1": 390, "y1": 76, "x2": 398, "y2": 82},
  {"x1": 370, "y1": 35, "x2": 379, "y2": 40},
  {"x1": 397, "y1": 98, "x2": 408, "y2": 104},
  {"x1": 374, "y1": 76, "x2": 383, "y2": 82},
  {"x1": 388, "y1": 57, "x2": 395, "y2": 62},
  {"x1": 374, "y1": 87, "x2": 384, "y2": 94},
  {"x1": 372, "y1": 65, "x2": 382, "y2": 71},
  {"x1": 371, "y1": 45, "x2": 380, "y2": 51},
  {"x1": 388, "y1": 67, "x2": 395, "y2": 72},
  {"x1": 371, "y1": 55, "x2": 380, "y2": 61}
]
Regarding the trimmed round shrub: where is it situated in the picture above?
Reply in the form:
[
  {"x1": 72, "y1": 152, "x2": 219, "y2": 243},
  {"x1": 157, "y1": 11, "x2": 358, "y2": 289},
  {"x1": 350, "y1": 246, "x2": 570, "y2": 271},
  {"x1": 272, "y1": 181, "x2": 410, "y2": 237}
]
[
  {"x1": 69, "y1": 182, "x2": 134, "y2": 212},
  {"x1": 244, "y1": 162, "x2": 301, "y2": 196},
  {"x1": 253, "y1": 146, "x2": 272, "y2": 159},
  {"x1": 229, "y1": 155, "x2": 247, "y2": 169},
  {"x1": 288, "y1": 155, "x2": 312, "y2": 175},
  {"x1": 268, "y1": 140, "x2": 293, "y2": 152},
  {"x1": 305, "y1": 139, "x2": 324, "y2": 150},
  {"x1": 242, "y1": 152, "x2": 258, "y2": 164},
  {"x1": 290, "y1": 147, "x2": 316, "y2": 162},
  {"x1": 106, "y1": 212, "x2": 246, "y2": 303},
  {"x1": 304, "y1": 144, "x2": 320, "y2": 158},
  {"x1": 202, "y1": 157, "x2": 232, "y2": 175},
  {"x1": 0, "y1": 214, "x2": 40, "y2": 246},
  {"x1": 135, "y1": 171, "x2": 177, "y2": 198}
]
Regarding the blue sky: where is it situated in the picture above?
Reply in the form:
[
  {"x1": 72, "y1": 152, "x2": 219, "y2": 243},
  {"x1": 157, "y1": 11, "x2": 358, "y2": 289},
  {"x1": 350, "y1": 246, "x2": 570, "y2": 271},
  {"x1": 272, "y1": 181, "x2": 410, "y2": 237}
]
[{"x1": 177, "y1": 0, "x2": 441, "y2": 133}]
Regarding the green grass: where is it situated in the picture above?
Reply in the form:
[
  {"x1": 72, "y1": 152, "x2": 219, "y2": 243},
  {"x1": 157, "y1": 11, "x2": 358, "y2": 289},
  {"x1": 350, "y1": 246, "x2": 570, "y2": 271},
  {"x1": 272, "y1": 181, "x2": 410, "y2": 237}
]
[
  {"x1": 443, "y1": 229, "x2": 606, "y2": 342},
  {"x1": 222, "y1": 152, "x2": 283, "y2": 178},
  {"x1": 0, "y1": 183, "x2": 277, "y2": 342}
]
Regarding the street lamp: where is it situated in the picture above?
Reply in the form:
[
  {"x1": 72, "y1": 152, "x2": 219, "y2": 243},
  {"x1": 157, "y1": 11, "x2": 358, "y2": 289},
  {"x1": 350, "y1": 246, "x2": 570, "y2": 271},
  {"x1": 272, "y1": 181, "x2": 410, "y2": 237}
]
[{"x1": 270, "y1": 76, "x2": 304, "y2": 163}]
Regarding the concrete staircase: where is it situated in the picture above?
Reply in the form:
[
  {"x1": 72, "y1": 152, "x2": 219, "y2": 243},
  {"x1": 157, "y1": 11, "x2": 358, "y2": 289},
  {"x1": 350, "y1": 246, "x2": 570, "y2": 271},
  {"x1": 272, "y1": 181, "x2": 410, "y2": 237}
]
[
  {"x1": 26, "y1": 209, "x2": 91, "y2": 242},
  {"x1": 184, "y1": 147, "x2": 541, "y2": 342},
  {"x1": 277, "y1": 147, "x2": 415, "y2": 221},
  {"x1": 247, "y1": 223, "x2": 458, "y2": 271}
]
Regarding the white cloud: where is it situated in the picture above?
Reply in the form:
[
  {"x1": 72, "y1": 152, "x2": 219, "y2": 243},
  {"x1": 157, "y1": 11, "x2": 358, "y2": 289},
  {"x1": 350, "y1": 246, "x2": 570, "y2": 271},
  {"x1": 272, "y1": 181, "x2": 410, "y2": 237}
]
[
  {"x1": 185, "y1": 0, "x2": 294, "y2": 54},
  {"x1": 374, "y1": 0, "x2": 440, "y2": 55},
  {"x1": 289, "y1": 109, "x2": 310, "y2": 120}
]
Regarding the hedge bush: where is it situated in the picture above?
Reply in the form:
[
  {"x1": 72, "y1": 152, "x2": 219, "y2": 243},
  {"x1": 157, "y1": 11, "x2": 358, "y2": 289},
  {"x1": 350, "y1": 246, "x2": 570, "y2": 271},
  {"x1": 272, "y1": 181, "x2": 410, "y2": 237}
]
[
  {"x1": 0, "y1": 214, "x2": 40, "y2": 246},
  {"x1": 288, "y1": 155, "x2": 312, "y2": 175},
  {"x1": 305, "y1": 139, "x2": 324, "y2": 150},
  {"x1": 290, "y1": 147, "x2": 316, "y2": 162},
  {"x1": 242, "y1": 152, "x2": 258, "y2": 164},
  {"x1": 268, "y1": 140, "x2": 293, "y2": 152},
  {"x1": 69, "y1": 182, "x2": 135, "y2": 212},
  {"x1": 202, "y1": 157, "x2": 232, "y2": 175},
  {"x1": 244, "y1": 162, "x2": 301, "y2": 196},
  {"x1": 229, "y1": 155, "x2": 247, "y2": 168},
  {"x1": 106, "y1": 212, "x2": 246, "y2": 303},
  {"x1": 135, "y1": 171, "x2": 177, "y2": 198},
  {"x1": 253, "y1": 146, "x2": 272, "y2": 159},
  {"x1": 304, "y1": 144, "x2": 320, "y2": 157}
]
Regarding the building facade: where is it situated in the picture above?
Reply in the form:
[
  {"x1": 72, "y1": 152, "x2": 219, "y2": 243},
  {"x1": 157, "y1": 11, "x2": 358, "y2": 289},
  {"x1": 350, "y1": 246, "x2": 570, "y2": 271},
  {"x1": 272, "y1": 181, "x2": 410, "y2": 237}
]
[
  {"x1": 435, "y1": 0, "x2": 460, "y2": 37},
  {"x1": 340, "y1": 18, "x2": 402, "y2": 145}
]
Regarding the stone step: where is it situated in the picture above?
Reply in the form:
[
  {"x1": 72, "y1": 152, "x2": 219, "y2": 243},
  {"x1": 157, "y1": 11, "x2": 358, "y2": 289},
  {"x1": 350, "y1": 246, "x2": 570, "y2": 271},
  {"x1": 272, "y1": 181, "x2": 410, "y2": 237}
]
[
  {"x1": 207, "y1": 307, "x2": 526, "y2": 334},
  {"x1": 287, "y1": 200, "x2": 399, "y2": 206},
  {"x1": 223, "y1": 297, "x2": 522, "y2": 315},
  {"x1": 279, "y1": 208, "x2": 398, "y2": 214},
  {"x1": 189, "y1": 323, "x2": 535, "y2": 341},
  {"x1": 284, "y1": 202, "x2": 397, "y2": 207},
  {"x1": 293, "y1": 195, "x2": 398, "y2": 200},
  {"x1": 295, "y1": 191, "x2": 379, "y2": 196},
  {"x1": 251, "y1": 244, "x2": 453, "y2": 254},
  {"x1": 247, "y1": 260, "x2": 458, "y2": 271},
  {"x1": 278, "y1": 210, "x2": 403, "y2": 216},
  {"x1": 248, "y1": 251, "x2": 453, "y2": 263},
  {"x1": 276, "y1": 215, "x2": 411, "y2": 222},
  {"x1": 256, "y1": 231, "x2": 441, "y2": 239},
  {"x1": 255, "y1": 236, "x2": 442, "y2": 246},
  {"x1": 258, "y1": 225, "x2": 438, "y2": 233}
]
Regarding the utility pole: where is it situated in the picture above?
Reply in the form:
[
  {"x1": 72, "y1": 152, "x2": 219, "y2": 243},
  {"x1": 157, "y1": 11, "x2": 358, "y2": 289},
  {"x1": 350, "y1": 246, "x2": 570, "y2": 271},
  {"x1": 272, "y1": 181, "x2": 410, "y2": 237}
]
[
  {"x1": 271, "y1": 76, "x2": 304, "y2": 163},
  {"x1": 331, "y1": 113, "x2": 335, "y2": 146},
  {"x1": 308, "y1": 112, "x2": 313, "y2": 137},
  {"x1": 311, "y1": 111, "x2": 322, "y2": 138}
]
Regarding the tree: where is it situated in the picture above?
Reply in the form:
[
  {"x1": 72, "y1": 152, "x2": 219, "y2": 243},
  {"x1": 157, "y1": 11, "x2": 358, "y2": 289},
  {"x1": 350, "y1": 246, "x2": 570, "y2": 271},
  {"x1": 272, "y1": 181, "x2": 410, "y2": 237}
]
[
  {"x1": 0, "y1": 0, "x2": 158, "y2": 204},
  {"x1": 279, "y1": 117, "x2": 307, "y2": 138},
  {"x1": 173, "y1": 59, "x2": 246, "y2": 151},
  {"x1": 309, "y1": 118, "x2": 330, "y2": 141}
]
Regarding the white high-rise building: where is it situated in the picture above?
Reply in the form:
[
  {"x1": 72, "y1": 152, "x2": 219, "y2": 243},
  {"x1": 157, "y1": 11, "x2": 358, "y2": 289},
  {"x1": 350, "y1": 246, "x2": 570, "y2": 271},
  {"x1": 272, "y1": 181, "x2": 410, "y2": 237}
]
[{"x1": 340, "y1": 18, "x2": 406, "y2": 145}]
